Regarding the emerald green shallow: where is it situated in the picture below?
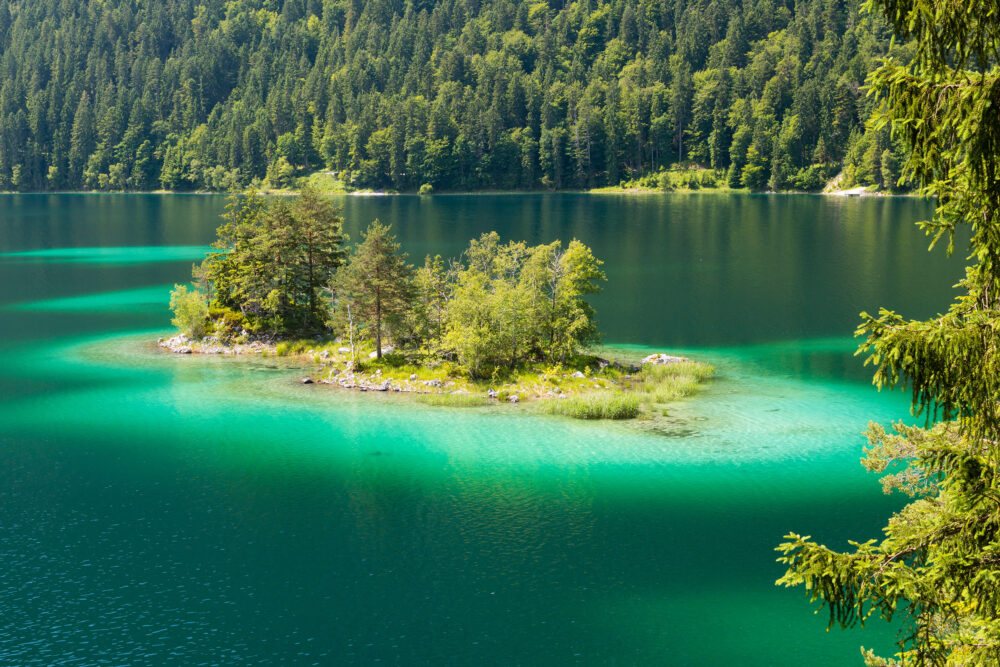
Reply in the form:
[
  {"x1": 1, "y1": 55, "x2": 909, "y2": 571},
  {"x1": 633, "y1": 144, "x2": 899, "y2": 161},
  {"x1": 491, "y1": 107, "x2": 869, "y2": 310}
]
[{"x1": 0, "y1": 193, "x2": 960, "y2": 664}]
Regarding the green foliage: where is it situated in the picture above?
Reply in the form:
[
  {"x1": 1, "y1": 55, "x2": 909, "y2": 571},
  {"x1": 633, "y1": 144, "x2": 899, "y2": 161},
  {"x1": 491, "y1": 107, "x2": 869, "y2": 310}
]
[
  {"x1": 418, "y1": 184, "x2": 434, "y2": 195},
  {"x1": 444, "y1": 243, "x2": 534, "y2": 377},
  {"x1": 275, "y1": 340, "x2": 311, "y2": 357},
  {"x1": 197, "y1": 187, "x2": 347, "y2": 336},
  {"x1": 538, "y1": 392, "x2": 640, "y2": 420},
  {"x1": 408, "y1": 254, "x2": 450, "y2": 353},
  {"x1": 613, "y1": 168, "x2": 724, "y2": 192},
  {"x1": 326, "y1": 229, "x2": 605, "y2": 378},
  {"x1": 169, "y1": 285, "x2": 208, "y2": 338},
  {"x1": 777, "y1": 1, "x2": 1000, "y2": 664},
  {"x1": 211, "y1": 307, "x2": 248, "y2": 341},
  {"x1": 740, "y1": 146, "x2": 769, "y2": 191},
  {"x1": 415, "y1": 393, "x2": 490, "y2": 408},
  {"x1": 657, "y1": 171, "x2": 675, "y2": 192},
  {"x1": 0, "y1": 0, "x2": 904, "y2": 192},
  {"x1": 443, "y1": 233, "x2": 606, "y2": 378},
  {"x1": 634, "y1": 361, "x2": 714, "y2": 403},
  {"x1": 331, "y1": 220, "x2": 414, "y2": 360},
  {"x1": 793, "y1": 163, "x2": 838, "y2": 191}
]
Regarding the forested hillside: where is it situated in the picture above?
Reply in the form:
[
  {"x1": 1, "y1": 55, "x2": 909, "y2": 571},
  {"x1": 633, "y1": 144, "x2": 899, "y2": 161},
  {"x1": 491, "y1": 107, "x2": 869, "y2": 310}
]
[{"x1": 0, "y1": 0, "x2": 909, "y2": 192}]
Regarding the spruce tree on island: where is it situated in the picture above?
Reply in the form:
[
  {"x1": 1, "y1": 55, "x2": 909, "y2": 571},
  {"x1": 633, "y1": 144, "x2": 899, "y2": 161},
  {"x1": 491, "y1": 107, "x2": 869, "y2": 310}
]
[{"x1": 332, "y1": 221, "x2": 414, "y2": 360}]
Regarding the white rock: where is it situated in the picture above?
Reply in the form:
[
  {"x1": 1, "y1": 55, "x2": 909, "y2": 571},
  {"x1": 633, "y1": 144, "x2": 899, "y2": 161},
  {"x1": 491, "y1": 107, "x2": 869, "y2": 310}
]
[{"x1": 642, "y1": 353, "x2": 689, "y2": 365}]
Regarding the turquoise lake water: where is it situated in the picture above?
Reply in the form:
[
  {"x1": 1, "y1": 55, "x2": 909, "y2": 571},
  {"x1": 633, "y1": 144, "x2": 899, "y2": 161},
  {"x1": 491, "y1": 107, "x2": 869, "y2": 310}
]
[{"x1": 0, "y1": 193, "x2": 961, "y2": 664}]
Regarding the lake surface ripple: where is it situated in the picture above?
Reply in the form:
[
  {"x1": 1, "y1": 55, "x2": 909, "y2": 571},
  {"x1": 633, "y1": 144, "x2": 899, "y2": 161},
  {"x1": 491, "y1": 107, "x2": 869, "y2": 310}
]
[{"x1": 0, "y1": 193, "x2": 959, "y2": 665}]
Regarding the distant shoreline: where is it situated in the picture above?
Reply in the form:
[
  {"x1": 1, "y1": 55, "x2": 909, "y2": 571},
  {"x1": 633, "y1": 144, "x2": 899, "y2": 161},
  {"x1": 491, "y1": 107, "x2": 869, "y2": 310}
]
[{"x1": 0, "y1": 187, "x2": 926, "y2": 198}]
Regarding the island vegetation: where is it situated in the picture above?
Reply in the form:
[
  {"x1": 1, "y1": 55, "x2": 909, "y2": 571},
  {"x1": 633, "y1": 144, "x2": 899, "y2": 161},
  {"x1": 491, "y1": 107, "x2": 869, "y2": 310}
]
[
  {"x1": 776, "y1": 0, "x2": 1000, "y2": 664},
  {"x1": 165, "y1": 188, "x2": 712, "y2": 419},
  {"x1": 2, "y1": 0, "x2": 911, "y2": 195}
]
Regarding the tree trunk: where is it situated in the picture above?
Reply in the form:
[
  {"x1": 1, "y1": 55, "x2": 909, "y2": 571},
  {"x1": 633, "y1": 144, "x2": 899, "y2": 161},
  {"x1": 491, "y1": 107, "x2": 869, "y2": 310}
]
[
  {"x1": 347, "y1": 302, "x2": 357, "y2": 366},
  {"x1": 307, "y1": 240, "x2": 315, "y2": 322},
  {"x1": 375, "y1": 293, "x2": 382, "y2": 359}
]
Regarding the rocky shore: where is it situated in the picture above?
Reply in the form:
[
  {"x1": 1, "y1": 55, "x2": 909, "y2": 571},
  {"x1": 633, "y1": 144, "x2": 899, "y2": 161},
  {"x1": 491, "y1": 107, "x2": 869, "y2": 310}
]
[
  {"x1": 158, "y1": 333, "x2": 275, "y2": 356},
  {"x1": 156, "y1": 333, "x2": 699, "y2": 406},
  {"x1": 307, "y1": 366, "x2": 528, "y2": 399}
]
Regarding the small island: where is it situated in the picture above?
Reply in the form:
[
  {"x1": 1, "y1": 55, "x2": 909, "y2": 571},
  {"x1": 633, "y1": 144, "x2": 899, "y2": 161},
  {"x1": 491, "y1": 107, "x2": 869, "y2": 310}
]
[{"x1": 162, "y1": 189, "x2": 712, "y2": 420}]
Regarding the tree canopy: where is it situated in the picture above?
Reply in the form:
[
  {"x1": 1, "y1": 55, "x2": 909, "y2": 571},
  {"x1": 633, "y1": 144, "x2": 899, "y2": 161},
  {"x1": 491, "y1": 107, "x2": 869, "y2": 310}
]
[
  {"x1": 1, "y1": 0, "x2": 907, "y2": 193},
  {"x1": 172, "y1": 192, "x2": 606, "y2": 378},
  {"x1": 331, "y1": 220, "x2": 414, "y2": 359},
  {"x1": 329, "y1": 230, "x2": 606, "y2": 378},
  {"x1": 191, "y1": 185, "x2": 348, "y2": 335},
  {"x1": 776, "y1": 0, "x2": 1000, "y2": 664}
]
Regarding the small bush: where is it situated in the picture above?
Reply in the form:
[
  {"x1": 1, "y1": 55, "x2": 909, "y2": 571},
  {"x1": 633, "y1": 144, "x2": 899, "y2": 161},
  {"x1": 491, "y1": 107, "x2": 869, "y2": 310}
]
[
  {"x1": 378, "y1": 352, "x2": 408, "y2": 368},
  {"x1": 169, "y1": 285, "x2": 209, "y2": 338},
  {"x1": 539, "y1": 392, "x2": 640, "y2": 420},
  {"x1": 636, "y1": 173, "x2": 659, "y2": 189},
  {"x1": 212, "y1": 307, "x2": 248, "y2": 341},
  {"x1": 657, "y1": 171, "x2": 674, "y2": 192},
  {"x1": 418, "y1": 183, "x2": 434, "y2": 195}
]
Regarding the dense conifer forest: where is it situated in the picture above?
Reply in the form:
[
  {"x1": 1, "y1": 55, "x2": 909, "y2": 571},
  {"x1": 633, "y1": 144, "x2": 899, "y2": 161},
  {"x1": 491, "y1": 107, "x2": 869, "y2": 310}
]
[{"x1": 0, "y1": 0, "x2": 908, "y2": 192}]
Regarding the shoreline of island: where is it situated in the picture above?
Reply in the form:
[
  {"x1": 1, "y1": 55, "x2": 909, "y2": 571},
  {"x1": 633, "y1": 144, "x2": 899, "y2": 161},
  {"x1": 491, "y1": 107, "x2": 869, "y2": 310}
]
[{"x1": 157, "y1": 332, "x2": 713, "y2": 420}]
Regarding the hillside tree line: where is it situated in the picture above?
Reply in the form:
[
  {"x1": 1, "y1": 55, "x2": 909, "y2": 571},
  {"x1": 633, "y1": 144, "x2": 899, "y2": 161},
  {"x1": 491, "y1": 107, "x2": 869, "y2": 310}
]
[{"x1": 0, "y1": 0, "x2": 908, "y2": 192}]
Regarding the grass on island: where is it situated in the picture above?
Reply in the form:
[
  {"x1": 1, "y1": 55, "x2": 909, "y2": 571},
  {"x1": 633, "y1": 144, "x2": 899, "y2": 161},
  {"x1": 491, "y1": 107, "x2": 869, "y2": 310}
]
[
  {"x1": 266, "y1": 337, "x2": 713, "y2": 421},
  {"x1": 415, "y1": 393, "x2": 490, "y2": 408},
  {"x1": 538, "y1": 360, "x2": 713, "y2": 420},
  {"x1": 632, "y1": 361, "x2": 714, "y2": 403},
  {"x1": 538, "y1": 392, "x2": 641, "y2": 420}
]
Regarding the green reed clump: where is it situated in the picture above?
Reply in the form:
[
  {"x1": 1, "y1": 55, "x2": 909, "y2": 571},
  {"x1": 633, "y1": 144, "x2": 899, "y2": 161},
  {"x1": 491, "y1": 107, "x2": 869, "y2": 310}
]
[
  {"x1": 539, "y1": 392, "x2": 641, "y2": 420},
  {"x1": 275, "y1": 340, "x2": 311, "y2": 357},
  {"x1": 633, "y1": 361, "x2": 713, "y2": 404},
  {"x1": 415, "y1": 393, "x2": 489, "y2": 408}
]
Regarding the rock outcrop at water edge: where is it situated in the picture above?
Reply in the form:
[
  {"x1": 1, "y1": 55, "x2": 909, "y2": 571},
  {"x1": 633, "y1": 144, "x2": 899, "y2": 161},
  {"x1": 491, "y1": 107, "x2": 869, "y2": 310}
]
[
  {"x1": 642, "y1": 353, "x2": 690, "y2": 365},
  {"x1": 158, "y1": 334, "x2": 274, "y2": 356}
]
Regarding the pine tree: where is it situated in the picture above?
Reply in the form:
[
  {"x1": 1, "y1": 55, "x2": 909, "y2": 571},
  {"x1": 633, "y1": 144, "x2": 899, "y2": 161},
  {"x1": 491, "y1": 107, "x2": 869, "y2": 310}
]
[
  {"x1": 68, "y1": 92, "x2": 94, "y2": 184},
  {"x1": 332, "y1": 220, "x2": 414, "y2": 359},
  {"x1": 288, "y1": 185, "x2": 349, "y2": 326},
  {"x1": 776, "y1": 1, "x2": 1000, "y2": 664}
]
